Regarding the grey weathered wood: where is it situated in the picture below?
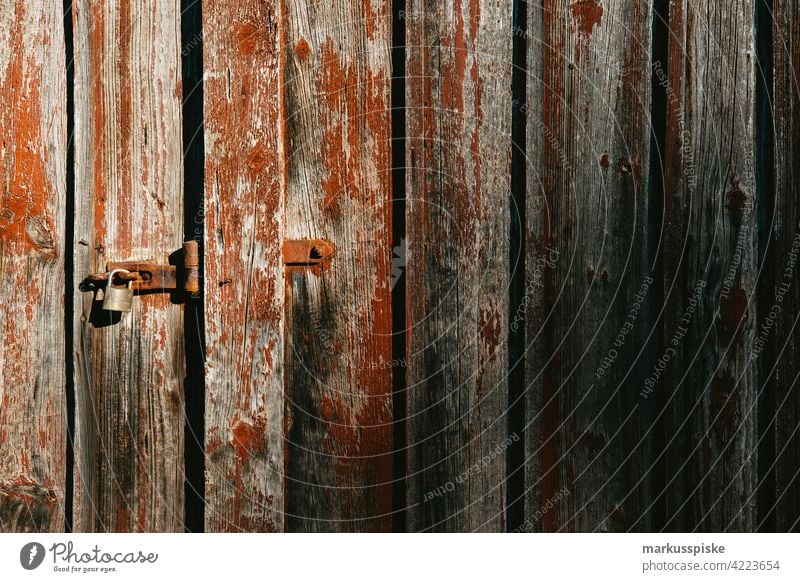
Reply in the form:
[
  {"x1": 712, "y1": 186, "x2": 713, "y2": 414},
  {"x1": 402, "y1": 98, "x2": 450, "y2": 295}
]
[
  {"x1": 0, "y1": 0, "x2": 67, "y2": 533},
  {"x1": 284, "y1": 0, "x2": 395, "y2": 532},
  {"x1": 203, "y1": 0, "x2": 286, "y2": 532},
  {"x1": 770, "y1": 0, "x2": 800, "y2": 532},
  {"x1": 524, "y1": 0, "x2": 654, "y2": 532},
  {"x1": 72, "y1": 0, "x2": 185, "y2": 531},
  {"x1": 658, "y1": 0, "x2": 757, "y2": 531},
  {"x1": 405, "y1": 0, "x2": 512, "y2": 532}
]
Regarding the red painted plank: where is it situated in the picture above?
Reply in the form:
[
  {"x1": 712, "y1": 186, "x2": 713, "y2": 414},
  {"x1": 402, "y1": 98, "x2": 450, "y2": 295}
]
[
  {"x1": 0, "y1": 0, "x2": 68, "y2": 533},
  {"x1": 283, "y1": 0, "x2": 394, "y2": 531},
  {"x1": 405, "y1": 0, "x2": 513, "y2": 532},
  {"x1": 524, "y1": 0, "x2": 655, "y2": 532},
  {"x1": 203, "y1": 0, "x2": 286, "y2": 532}
]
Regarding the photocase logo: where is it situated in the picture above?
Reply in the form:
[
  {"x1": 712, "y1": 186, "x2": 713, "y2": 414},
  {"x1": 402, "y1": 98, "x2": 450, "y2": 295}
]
[{"x1": 20, "y1": 542, "x2": 46, "y2": 570}]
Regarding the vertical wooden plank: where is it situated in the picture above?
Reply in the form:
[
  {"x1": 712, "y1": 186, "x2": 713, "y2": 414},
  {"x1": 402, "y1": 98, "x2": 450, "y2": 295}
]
[
  {"x1": 659, "y1": 0, "x2": 757, "y2": 530},
  {"x1": 0, "y1": 0, "x2": 67, "y2": 532},
  {"x1": 203, "y1": 0, "x2": 286, "y2": 532},
  {"x1": 405, "y1": 1, "x2": 512, "y2": 532},
  {"x1": 771, "y1": 0, "x2": 800, "y2": 531},
  {"x1": 284, "y1": 0, "x2": 394, "y2": 531},
  {"x1": 72, "y1": 0, "x2": 185, "y2": 531},
  {"x1": 524, "y1": 0, "x2": 654, "y2": 531}
]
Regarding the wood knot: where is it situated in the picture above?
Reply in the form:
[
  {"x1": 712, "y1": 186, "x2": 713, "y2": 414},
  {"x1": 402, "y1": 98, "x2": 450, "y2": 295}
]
[
  {"x1": 25, "y1": 216, "x2": 57, "y2": 257},
  {"x1": 296, "y1": 38, "x2": 311, "y2": 60},
  {"x1": 717, "y1": 288, "x2": 749, "y2": 342},
  {"x1": 726, "y1": 183, "x2": 749, "y2": 214}
]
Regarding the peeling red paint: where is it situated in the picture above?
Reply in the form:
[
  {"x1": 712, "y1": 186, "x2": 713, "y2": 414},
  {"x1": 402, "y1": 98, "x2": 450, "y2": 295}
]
[
  {"x1": 236, "y1": 21, "x2": 261, "y2": 56},
  {"x1": 317, "y1": 39, "x2": 351, "y2": 216},
  {"x1": 206, "y1": 427, "x2": 223, "y2": 456},
  {"x1": 570, "y1": 0, "x2": 604, "y2": 37},
  {"x1": 0, "y1": 2, "x2": 56, "y2": 255},
  {"x1": 90, "y1": 1, "x2": 108, "y2": 248},
  {"x1": 297, "y1": 11, "x2": 394, "y2": 528},
  {"x1": 115, "y1": 502, "x2": 130, "y2": 533},
  {"x1": 231, "y1": 415, "x2": 267, "y2": 465},
  {"x1": 363, "y1": 1, "x2": 378, "y2": 41},
  {"x1": 135, "y1": 454, "x2": 148, "y2": 533},
  {"x1": 479, "y1": 307, "x2": 502, "y2": 357},
  {"x1": 115, "y1": 0, "x2": 133, "y2": 253},
  {"x1": 441, "y1": 1, "x2": 467, "y2": 116},
  {"x1": 20, "y1": 450, "x2": 31, "y2": 474}
]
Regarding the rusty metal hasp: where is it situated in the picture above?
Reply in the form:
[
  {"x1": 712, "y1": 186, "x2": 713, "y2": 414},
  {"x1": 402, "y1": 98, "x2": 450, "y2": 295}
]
[
  {"x1": 84, "y1": 238, "x2": 334, "y2": 305},
  {"x1": 84, "y1": 240, "x2": 200, "y2": 295}
]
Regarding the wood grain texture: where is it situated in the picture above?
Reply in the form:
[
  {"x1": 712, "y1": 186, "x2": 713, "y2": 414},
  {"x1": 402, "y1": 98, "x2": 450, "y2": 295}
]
[
  {"x1": 524, "y1": 0, "x2": 654, "y2": 532},
  {"x1": 770, "y1": 0, "x2": 800, "y2": 532},
  {"x1": 659, "y1": 0, "x2": 757, "y2": 531},
  {"x1": 72, "y1": 0, "x2": 185, "y2": 532},
  {"x1": 284, "y1": 0, "x2": 394, "y2": 532},
  {"x1": 203, "y1": 0, "x2": 286, "y2": 532},
  {"x1": 0, "y1": 0, "x2": 67, "y2": 533},
  {"x1": 405, "y1": 0, "x2": 512, "y2": 532}
]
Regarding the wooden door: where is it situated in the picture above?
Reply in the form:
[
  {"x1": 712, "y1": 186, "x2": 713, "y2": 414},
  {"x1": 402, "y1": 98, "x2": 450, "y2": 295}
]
[{"x1": 1, "y1": 0, "x2": 799, "y2": 533}]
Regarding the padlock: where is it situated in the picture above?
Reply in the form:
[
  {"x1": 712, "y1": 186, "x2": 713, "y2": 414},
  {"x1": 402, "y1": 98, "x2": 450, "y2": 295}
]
[{"x1": 102, "y1": 269, "x2": 134, "y2": 312}]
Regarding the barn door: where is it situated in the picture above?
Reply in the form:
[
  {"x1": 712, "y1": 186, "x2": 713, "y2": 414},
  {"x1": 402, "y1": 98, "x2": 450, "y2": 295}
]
[
  {"x1": 201, "y1": 0, "x2": 517, "y2": 532},
  {"x1": 2, "y1": 0, "x2": 800, "y2": 535}
]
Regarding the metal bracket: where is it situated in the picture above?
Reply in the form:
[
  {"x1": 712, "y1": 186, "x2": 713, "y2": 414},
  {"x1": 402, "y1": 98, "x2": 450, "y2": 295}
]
[
  {"x1": 283, "y1": 239, "x2": 335, "y2": 268},
  {"x1": 83, "y1": 240, "x2": 199, "y2": 294}
]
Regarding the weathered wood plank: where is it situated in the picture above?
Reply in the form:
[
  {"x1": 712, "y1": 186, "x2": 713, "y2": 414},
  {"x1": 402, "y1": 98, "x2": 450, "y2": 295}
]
[
  {"x1": 658, "y1": 0, "x2": 757, "y2": 531},
  {"x1": 72, "y1": 0, "x2": 185, "y2": 531},
  {"x1": 770, "y1": 0, "x2": 800, "y2": 532},
  {"x1": 524, "y1": 0, "x2": 654, "y2": 532},
  {"x1": 405, "y1": 0, "x2": 512, "y2": 532},
  {"x1": 0, "y1": 0, "x2": 67, "y2": 533},
  {"x1": 203, "y1": 0, "x2": 286, "y2": 532},
  {"x1": 284, "y1": 0, "x2": 394, "y2": 531}
]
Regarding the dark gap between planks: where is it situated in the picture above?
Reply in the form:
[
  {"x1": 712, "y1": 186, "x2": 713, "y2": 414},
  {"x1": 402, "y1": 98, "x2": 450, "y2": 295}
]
[
  {"x1": 754, "y1": 0, "x2": 777, "y2": 532},
  {"x1": 648, "y1": 0, "x2": 670, "y2": 532},
  {"x1": 63, "y1": 0, "x2": 76, "y2": 533},
  {"x1": 506, "y1": 0, "x2": 527, "y2": 533},
  {"x1": 391, "y1": 0, "x2": 408, "y2": 533},
  {"x1": 181, "y1": 0, "x2": 206, "y2": 533}
]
